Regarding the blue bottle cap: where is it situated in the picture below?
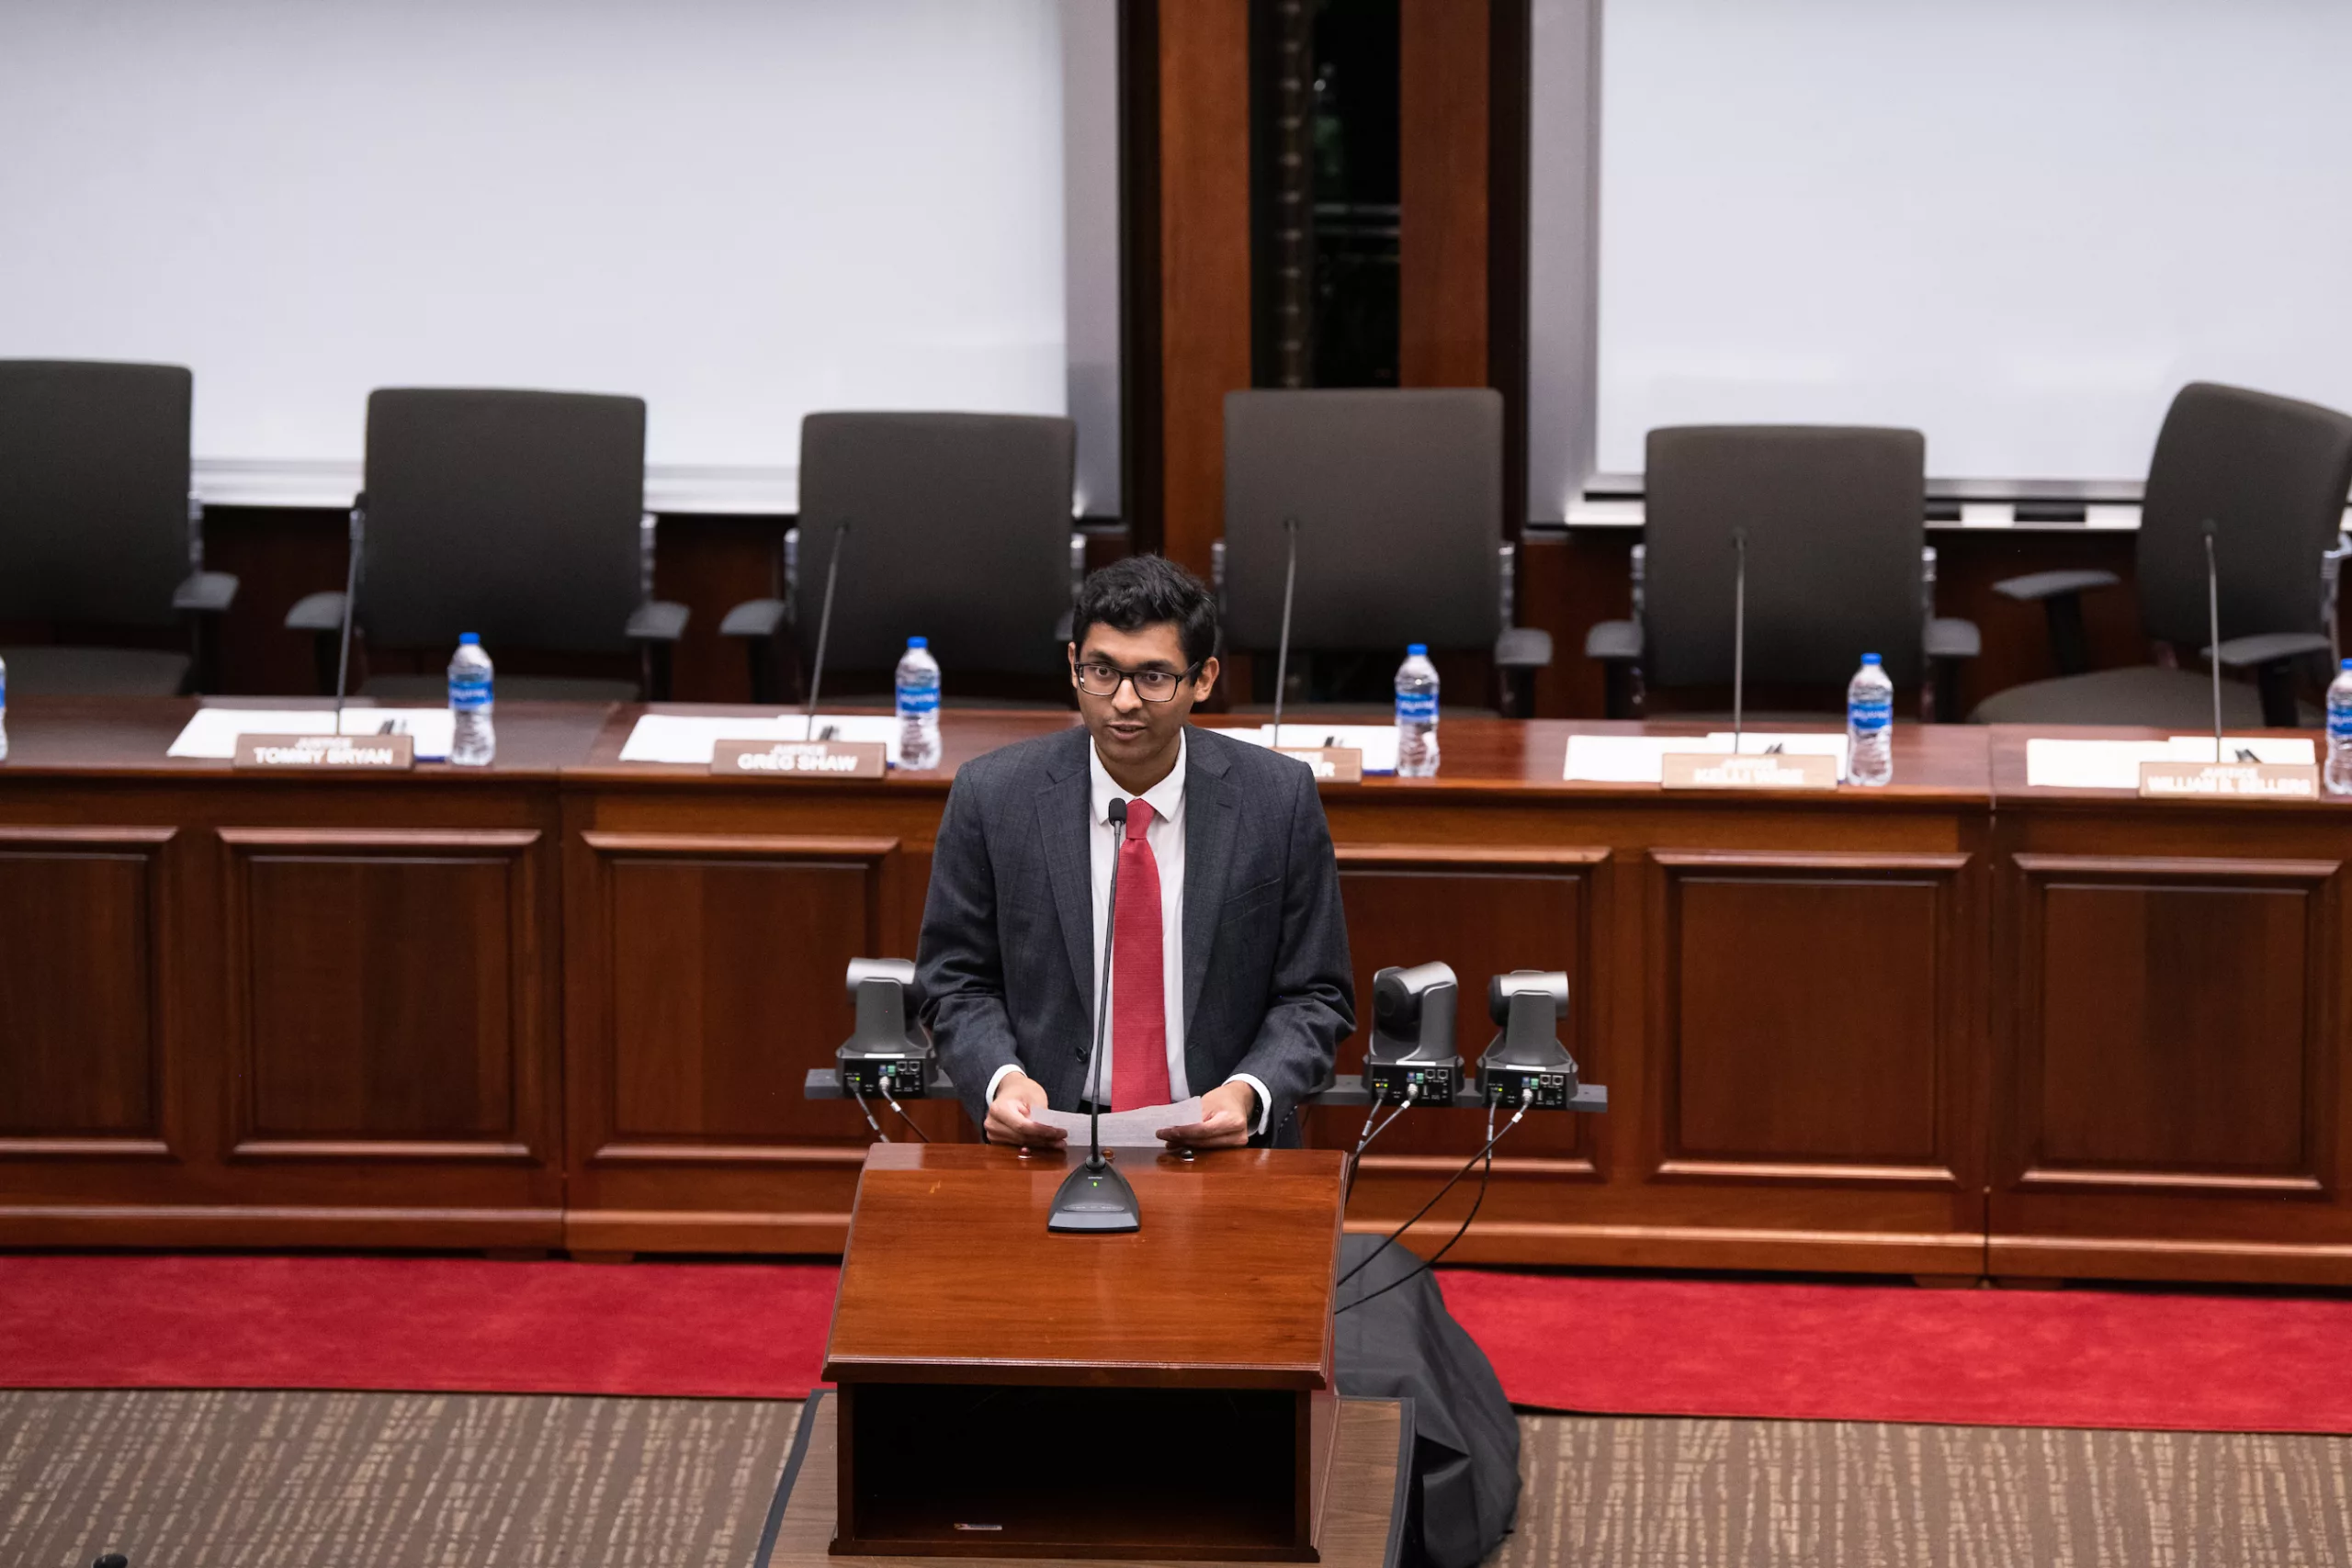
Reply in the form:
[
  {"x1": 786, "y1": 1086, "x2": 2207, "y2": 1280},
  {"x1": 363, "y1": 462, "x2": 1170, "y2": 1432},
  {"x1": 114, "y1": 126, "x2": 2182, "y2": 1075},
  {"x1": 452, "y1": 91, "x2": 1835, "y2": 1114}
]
[
  {"x1": 2342, "y1": 658, "x2": 2351, "y2": 671},
  {"x1": 1862, "y1": 652, "x2": 1882, "y2": 666},
  {"x1": 459, "y1": 633, "x2": 480, "y2": 646},
  {"x1": 1408, "y1": 643, "x2": 1428, "y2": 658},
  {"x1": 909, "y1": 637, "x2": 928, "y2": 649}
]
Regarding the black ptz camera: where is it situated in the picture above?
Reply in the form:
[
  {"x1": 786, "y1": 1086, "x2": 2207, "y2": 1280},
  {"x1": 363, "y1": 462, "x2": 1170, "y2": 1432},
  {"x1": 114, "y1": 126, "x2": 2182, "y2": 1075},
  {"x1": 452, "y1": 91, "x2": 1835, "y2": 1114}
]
[
  {"x1": 1476, "y1": 969, "x2": 1604, "y2": 1111},
  {"x1": 1364, "y1": 961, "x2": 1465, "y2": 1105},
  {"x1": 836, "y1": 958, "x2": 935, "y2": 1098}
]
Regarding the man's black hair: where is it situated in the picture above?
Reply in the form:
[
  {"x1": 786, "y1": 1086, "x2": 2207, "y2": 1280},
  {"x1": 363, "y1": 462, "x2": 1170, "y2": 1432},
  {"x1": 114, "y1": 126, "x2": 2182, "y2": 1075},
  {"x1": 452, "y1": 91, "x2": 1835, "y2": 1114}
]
[{"x1": 1070, "y1": 553, "x2": 1219, "y2": 670}]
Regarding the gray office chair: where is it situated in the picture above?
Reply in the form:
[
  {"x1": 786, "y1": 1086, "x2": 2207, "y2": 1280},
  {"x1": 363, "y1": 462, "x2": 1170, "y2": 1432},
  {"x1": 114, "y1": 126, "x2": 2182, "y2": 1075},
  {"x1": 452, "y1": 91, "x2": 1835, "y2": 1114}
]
[
  {"x1": 0, "y1": 360, "x2": 237, "y2": 694},
  {"x1": 719, "y1": 412, "x2": 1080, "y2": 705},
  {"x1": 1585, "y1": 425, "x2": 1979, "y2": 721},
  {"x1": 1216, "y1": 389, "x2": 1551, "y2": 715},
  {"x1": 288, "y1": 389, "x2": 684, "y2": 701},
  {"x1": 1971, "y1": 382, "x2": 2352, "y2": 728}
]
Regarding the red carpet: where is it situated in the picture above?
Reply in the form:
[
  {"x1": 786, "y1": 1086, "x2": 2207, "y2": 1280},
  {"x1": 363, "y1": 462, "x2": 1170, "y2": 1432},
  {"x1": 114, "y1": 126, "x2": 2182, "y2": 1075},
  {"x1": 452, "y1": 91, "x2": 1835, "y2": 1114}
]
[
  {"x1": 7, "y1": 1255, "x2": 2352, "y2": 1432},
  {"x1": 1439, "y1": 1269, "x2": 2352, "y2": 1434},
  {"x1": 0, "y1": 1255, "x2": 832, "y2": 1400}
]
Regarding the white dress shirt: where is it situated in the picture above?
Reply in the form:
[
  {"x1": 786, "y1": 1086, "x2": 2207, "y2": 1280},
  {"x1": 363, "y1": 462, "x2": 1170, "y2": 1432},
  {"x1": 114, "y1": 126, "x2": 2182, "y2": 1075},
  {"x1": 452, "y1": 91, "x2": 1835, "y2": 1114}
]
[{"x1": 988, "y1": 727, "x2": 1270, "y2": 1133}]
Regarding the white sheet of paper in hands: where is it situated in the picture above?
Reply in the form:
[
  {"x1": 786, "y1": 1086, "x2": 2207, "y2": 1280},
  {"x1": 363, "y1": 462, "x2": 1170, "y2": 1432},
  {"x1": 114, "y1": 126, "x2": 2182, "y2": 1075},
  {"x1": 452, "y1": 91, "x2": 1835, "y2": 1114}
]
[{"x1": 1030, "y1": 1096, "x2": 1204, "y2": 1147}]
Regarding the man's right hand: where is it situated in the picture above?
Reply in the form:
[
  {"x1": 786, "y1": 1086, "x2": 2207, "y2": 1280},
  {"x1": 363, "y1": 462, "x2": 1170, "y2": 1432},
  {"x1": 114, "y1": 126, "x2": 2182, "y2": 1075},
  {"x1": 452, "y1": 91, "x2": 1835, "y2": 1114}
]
[{"x1": 986, "y1": 1072, "x2": 1067, "y2": 1148}]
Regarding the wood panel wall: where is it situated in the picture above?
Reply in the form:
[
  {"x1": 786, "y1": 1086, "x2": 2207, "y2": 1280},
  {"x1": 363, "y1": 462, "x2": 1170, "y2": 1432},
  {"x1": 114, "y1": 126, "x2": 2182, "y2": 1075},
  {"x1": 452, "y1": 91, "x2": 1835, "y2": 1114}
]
[
  {"x1": 1398, "y1": 0, "x2": 1490, "y2": 390},
  {"x1": 1153, "y1": 0, "x2": 1254, "y2": 580}
]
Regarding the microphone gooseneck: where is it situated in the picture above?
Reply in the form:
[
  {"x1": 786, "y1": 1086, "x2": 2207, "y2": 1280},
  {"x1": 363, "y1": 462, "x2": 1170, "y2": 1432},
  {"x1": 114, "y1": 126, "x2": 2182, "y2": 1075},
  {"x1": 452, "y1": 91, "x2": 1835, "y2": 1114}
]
[
  {"x1": 1272, "y1": 516, "x2": 1300, "y2": 746},
  {"x1": 1730, "y1": 525, "x2": 1748, "y2": 751},
  {"x1": 333, "y1": 502, "x2": 364, "y2": 731},
  {"x1": 804, "y1": 517, "x2": 851, "y2": 728},
  {"x1": 1081, "y1": 796, "x2": 1128, "y2": 1172},
  {"x1": 1047, "y1": 795, "x2": 1142, "y2": 1230},
  {"x1": 2204, "y1": 519, "x2": 2223, "y2": 761}
]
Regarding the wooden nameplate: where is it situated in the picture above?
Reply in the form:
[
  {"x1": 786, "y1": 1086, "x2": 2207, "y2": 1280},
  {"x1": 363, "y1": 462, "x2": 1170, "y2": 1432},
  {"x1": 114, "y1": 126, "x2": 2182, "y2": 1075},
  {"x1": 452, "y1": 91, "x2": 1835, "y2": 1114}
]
[
  {"x1": 2138, "y1": 760, "x2": 2320, "y2": 800},
  {"x1": 711, "y1": 739, "x2": 888, "y2": 778},
  {"x1": 1661, "y1": 751, "x2": 1838, "y2": 791},
  {"x1": 1276, "y1": 746, "x2": 1364, "y2": 784},
  {"x1": 234, "y1": 733, "x2": 414, "y2": 771}
]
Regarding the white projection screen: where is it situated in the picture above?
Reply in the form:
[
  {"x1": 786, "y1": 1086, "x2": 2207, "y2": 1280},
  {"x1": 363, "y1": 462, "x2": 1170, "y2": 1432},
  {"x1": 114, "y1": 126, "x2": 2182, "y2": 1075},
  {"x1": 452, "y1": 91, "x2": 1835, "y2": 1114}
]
[
  {"x1": 0, "y1": 0, "x2": 1107, "y2": 512},
  {"x1": 1595, "y1": 0, "x2": 2352, "y2": 490}
]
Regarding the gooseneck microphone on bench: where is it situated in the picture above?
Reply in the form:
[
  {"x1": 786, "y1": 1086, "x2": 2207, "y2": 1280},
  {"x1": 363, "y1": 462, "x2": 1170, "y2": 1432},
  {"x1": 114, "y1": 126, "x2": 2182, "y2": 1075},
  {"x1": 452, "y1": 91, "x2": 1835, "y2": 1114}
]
[{"x1": 1047, "y1": 796, "x2": 1141, "y2": 1233}]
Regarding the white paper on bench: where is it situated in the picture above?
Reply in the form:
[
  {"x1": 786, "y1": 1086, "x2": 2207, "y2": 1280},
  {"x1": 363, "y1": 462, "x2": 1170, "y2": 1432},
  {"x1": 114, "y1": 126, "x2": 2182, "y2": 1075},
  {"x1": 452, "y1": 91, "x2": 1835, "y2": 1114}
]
[
  {"x1": 617, "y1": 713, "x2": 900, "y2": 764},
  {"x1": 2026, "y1": 734, "x2": 2318, "y2": 790},
  {"x1": 167, "y1": 706, "x2": 456, "y2": 761},
  {"x1": 1565, "y1": 731, "x2": 1851, "y2": 784},
  {"x1": 1222, "y1": 724, "x2": 1400, "y2": 774}
]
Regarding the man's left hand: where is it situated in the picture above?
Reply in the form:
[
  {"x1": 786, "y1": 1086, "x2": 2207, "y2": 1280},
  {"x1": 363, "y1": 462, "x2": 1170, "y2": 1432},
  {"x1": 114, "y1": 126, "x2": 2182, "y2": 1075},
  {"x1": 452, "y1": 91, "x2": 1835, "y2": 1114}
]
[{"x1": 1159, "y1": 1081, "x2": 1258, "y2": 1149}]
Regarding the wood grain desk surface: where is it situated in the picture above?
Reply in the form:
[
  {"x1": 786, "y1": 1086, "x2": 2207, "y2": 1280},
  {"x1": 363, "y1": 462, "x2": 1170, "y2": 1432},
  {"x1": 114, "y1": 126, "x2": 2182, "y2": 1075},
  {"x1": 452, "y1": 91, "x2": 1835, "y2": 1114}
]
[
  {"x1": 3, "y1": 697, "x2": 2012, "y2": 801},
  {"x1": 823, "y1": 1145, "x2": 1345, "y2": 1390}
]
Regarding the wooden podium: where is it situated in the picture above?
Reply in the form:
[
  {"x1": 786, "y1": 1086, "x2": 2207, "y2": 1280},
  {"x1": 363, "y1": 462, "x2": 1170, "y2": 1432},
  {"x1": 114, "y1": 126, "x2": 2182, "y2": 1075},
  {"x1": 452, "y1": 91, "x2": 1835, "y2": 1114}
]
[{"x1": 820, "y1": 1144, "x2": 1360, "y2": 1561}]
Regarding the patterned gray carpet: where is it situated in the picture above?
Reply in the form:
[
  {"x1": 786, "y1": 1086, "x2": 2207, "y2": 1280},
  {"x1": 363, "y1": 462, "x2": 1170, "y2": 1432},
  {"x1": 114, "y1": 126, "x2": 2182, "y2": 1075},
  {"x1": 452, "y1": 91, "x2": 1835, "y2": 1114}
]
[
  {"x1": 5, "y1": 1389, "x2": 2351, "y2": 1566},
  {"x1": 0, "y1": 1389, "x2": 799, "y2": 1568}
]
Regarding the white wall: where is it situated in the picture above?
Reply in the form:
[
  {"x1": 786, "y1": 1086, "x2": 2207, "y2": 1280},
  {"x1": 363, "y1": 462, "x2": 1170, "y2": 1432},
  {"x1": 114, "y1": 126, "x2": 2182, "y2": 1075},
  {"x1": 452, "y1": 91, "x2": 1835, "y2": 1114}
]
[
  {"x1": 0, "y1": 0, "x2": 1104, "y2": 513},
  {"x1": 1566, "y1": 0, "x2": 2352, "y2": 492}
]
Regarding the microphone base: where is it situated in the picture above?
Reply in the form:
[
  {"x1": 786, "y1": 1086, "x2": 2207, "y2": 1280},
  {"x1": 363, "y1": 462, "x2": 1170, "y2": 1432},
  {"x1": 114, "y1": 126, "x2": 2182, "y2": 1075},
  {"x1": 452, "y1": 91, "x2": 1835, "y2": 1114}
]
[{"x1": 1046, "y1": 1155, "x2": 1141, "y2": 1234}]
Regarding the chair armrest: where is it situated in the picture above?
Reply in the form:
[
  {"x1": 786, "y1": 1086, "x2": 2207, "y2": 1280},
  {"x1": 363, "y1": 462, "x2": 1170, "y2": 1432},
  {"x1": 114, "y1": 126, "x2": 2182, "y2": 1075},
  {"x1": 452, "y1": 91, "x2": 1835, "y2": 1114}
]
[
  {"x1": 285, "y1": 591, "x2": 347, "y2": 632},
  {"x1": 1993, "y1": 570, "x2": 2120, "y2": 603},
  {"x1": 1495, "y1": 626, "x2": 1554, "y2": 669},
  {"x1": 718, "y1": 597, "x2": 789, "y2": 639},
  {"x1": 2208, "y1": 632, "x2": 2333, "y2": 670},
  {"x1": 1584, "y1": 619, "x2": 1643, "y2": 660},
  {"x1": 174, "y1": 570, "x2": 239, "y2": 615},
  {"x1": 1925, "y1": 617, "x2": 1981, "y2": 660},
  {"x1": 626, "y1": 600, "x2": 690, "y2": 643}
]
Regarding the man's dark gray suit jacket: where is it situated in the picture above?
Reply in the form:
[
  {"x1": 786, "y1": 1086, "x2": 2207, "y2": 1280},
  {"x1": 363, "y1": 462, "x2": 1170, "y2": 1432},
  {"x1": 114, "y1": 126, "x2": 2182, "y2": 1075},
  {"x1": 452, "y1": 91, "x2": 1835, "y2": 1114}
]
[{"x1": 916, "y1": 723, "x2": 1354, "y2": 1143}]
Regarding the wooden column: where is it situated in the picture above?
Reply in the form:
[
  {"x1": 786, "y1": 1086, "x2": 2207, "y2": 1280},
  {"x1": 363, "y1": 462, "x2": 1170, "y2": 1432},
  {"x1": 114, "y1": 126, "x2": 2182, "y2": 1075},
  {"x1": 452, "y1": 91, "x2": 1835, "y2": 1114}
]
[
  {"x1": 1399, "y1": 0, "x2": 1491, "y2": 390},
  {"x1": 1154, "y1": 0, "x2": 1253, "y2": 579}
]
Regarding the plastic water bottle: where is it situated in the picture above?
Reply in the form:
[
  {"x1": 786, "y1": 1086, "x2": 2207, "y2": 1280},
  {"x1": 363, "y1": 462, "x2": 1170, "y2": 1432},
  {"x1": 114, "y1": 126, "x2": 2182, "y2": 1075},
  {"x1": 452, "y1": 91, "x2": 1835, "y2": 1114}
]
[
  {"x1": 0, "y1": 650, "x2": 9, "y2": 763},
  {"x1": 2327, "y1": 660, "x2": 2352, "y2": 795},
  {"x1": 896, "y1": 637, "x2": 942, "y2": 771},
  {"x1": 448, "y1": 633, "x2": 495, "y2": 767},
  {"x1": 1846, "y1": 652, "x2": 1893, "y2": 787},
  {"x1": 1395, "y1": 643, "x2": 1440, "y2": 777}
]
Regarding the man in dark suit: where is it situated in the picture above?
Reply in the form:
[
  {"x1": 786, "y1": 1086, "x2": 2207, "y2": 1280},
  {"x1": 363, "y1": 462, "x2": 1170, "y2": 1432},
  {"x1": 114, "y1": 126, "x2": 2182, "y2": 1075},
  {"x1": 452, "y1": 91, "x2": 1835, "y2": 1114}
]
[{"x1": 917, "y1": 554, "x2": 1353, "y2": 1148}]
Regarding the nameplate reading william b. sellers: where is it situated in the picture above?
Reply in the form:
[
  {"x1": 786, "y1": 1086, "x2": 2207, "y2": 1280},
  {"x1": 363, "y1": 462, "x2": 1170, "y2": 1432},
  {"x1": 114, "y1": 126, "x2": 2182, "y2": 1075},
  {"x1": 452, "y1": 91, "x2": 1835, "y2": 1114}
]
[
  {"x1": 1275, "y1": 746, "x2": 1364, "y2": 784},
  {"x1": 1660, "y1": 751, "x2": 1838, "y2": 791},
  {"x1": 234, "y1": 733, "x2": 415, "y2": 771},
  {"x1": 711, "y1": 739, "x2": 888, "y2": 779},
  {"x1": 2137, "y1": 760, "x2": 2320, "y2": 800}
]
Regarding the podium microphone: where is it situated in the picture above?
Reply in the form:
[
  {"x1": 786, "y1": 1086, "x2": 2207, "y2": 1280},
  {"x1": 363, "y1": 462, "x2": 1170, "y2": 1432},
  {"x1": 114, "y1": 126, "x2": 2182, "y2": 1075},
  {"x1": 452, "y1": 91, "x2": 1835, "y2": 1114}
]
[
  {"x1": 802, "y1": 517, "x2": 850, "y2": 730},
  {"x1": 1270, "y1": 514, "x2": 1300, "y2": 746},
  {"x1": 1049, "y1": 796, "x2": 1142, "y2": 1233},
  {"x1": 1730, "y1": 525, "x2": 1747, "y2": 752},
  {"x1": 332, "y1": 501, "x2": 365, "y2": 732}
]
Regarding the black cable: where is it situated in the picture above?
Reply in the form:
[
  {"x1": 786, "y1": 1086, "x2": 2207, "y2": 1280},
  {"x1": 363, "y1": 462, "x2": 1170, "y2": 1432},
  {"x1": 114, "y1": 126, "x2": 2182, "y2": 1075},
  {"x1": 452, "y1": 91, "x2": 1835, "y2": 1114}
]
[
  {"x1": 1343, "y1": 1083, "x2": 1418, "y2": 1202},
  {"x1": 1336, "y1": 1083, "x2": 1532, "y2": 1296},
  {"x1": 847, "y1": 1086, "x2": 888, "y2": 1142},
  {"x1": 1338, "y1": 1097, "x2": 1505, "y2": 1316},
  {"x1": 882, "y1": 1089, "x2": 931, "y2": 1142}
]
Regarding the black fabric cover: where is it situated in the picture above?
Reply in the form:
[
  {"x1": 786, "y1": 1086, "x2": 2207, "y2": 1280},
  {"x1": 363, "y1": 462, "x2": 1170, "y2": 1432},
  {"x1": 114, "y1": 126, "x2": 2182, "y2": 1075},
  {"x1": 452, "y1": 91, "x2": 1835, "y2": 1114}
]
[
  {"x1": 1334, "y1": 1234, "x2": 1520, "y2": 1568},
  {"x1": 1643, "y1": 424, "x2": 1927, "y2": 688},
  {"x1": 1223, "y1": 389, "x2": 1504, "y2": 653},
  {"x1": 2134, "y1": 382, "x2": 2352, "y2": 648},
  {"x1": 361, "y1": 389, "x2": 645, "y2": 653},
  {"x1": 794, "y1": 412, "x2": 1076, "y2": 679},
  {"x1": 0, "y1": 360, "x2": 192, "y2": 627}
]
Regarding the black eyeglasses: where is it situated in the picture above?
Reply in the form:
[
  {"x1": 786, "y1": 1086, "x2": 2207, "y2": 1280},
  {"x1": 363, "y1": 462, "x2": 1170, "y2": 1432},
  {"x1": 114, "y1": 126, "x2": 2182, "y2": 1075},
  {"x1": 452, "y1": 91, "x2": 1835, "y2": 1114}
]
[{"x1": 1073, "y1": 660, "x2": 1203, "y2": 703}]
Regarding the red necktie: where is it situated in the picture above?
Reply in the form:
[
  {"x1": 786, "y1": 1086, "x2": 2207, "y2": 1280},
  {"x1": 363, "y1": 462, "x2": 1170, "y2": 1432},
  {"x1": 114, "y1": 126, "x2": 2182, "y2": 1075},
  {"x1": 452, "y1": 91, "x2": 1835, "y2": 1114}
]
[{"x1": 1111, "y1": 798, "x2": 1170, "y2": 1111}]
